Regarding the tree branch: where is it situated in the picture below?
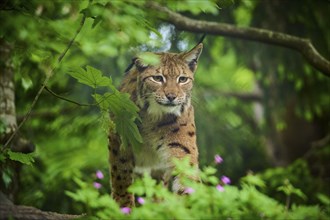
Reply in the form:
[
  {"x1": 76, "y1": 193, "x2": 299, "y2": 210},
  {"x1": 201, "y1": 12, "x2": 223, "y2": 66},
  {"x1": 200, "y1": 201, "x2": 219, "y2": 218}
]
[
  {"x1": 148, "y1": 3, "x2": 330, "y2": 77},
  {"x1": 0, "y1": 203, "x2": 83, "y2": 220}
]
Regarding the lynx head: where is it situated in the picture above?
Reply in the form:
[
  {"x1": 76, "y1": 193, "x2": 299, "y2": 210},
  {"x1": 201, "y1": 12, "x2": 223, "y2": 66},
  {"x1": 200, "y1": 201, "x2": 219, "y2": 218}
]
[{"x1": 133, "y1": 43, "x2": 203, "y2": 119}]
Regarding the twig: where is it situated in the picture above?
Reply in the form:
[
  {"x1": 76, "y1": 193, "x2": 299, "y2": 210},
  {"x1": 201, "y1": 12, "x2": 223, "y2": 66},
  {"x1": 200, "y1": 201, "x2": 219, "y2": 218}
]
[
  {"x1": 44, "y1": 86, "x2": 93, "y2": 107},
  {"x1": 3, "y1": 6, "x2": 88, "y2": 149},
  {"x1": 44, "y1": 85, "x2": 117, "y2": 110},
  {"x1": 148, "y1": 2, "x2": 330, "y2": 77}
]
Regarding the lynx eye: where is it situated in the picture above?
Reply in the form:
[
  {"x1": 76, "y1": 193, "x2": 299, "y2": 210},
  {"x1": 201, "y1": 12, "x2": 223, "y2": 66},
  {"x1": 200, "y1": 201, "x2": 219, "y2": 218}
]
[
  {"x1": 151, "y1": 75, "x2": 164, "y2": 83},
  {"x1": 178, "y1": 76, "x2": 189, "y2": 84}
]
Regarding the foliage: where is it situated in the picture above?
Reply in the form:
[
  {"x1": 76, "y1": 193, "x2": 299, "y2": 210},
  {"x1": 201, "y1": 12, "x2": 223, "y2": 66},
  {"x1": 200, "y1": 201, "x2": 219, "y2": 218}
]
[
  {"x1": 66, "y1": 159, "x2": 329, "y2": 219},
  {"x1": 259, "y1": 159, "x2": 329, "y2": 206},
  {"x1": 7, "y1": 150, "x2": 35, "y2": 166},
  {"x1": 0, "y1": 149, "x2": 34, "y2": 190},
  {"x1": 65, "y1": 177, "x2": 121, "y2": 217},
  {"x1": 68, "y1": 65, "x2": 142, "y2": 150},
  {"x1": 0, "y1": 148, "x2": 34, "y2": 166}
]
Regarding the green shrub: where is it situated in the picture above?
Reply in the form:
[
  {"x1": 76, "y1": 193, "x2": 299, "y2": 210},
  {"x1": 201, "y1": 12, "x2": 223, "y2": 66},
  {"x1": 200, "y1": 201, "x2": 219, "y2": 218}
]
[{"x1": 66, "y1": 157, "x2": 329, "y2": 219}]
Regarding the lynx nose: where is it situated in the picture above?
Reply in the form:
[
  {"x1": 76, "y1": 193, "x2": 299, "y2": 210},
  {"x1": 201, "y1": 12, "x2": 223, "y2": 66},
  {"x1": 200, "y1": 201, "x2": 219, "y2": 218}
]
[{"x1": 166, "y1": 93, "x2": 177, "y2": 102}]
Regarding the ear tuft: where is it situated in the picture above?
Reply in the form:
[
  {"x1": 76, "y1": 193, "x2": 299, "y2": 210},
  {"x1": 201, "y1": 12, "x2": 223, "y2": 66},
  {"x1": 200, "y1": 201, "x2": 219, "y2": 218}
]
[{"x1": 183, "y1": 43, "x2": 203, "y2": 72}]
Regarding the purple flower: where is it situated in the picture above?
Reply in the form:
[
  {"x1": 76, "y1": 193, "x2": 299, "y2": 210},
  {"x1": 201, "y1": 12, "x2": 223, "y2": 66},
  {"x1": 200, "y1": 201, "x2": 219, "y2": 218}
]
[
  {"x1": 183, "y1": 187, "x2": 195, "y2": 194},
  {"x1": 93, "y1": 182, "x2": 102, "y2": 189},
  {"x1": 216, "y1": 184, "x2": 224, "y2": 192},
  {"x1": 121, "y1": 207, "x2": 131, "y2": 214},
  {"x1": 137, "y1": 197, "x2": 145, "y2": 205},
  {"x1": 214, "y1": 154, "x2": 223, "y2": 164},
  {"x1": 221, "y1": 176, "x2": 231, "y2": 185},
  {"x1": 96, "y1": 170, "x2": 104, "y2": 179}
]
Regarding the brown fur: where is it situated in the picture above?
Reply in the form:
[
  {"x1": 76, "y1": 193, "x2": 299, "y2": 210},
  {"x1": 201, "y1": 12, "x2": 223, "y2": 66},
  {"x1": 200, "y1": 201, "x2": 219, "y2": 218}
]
[{"x1": 108, "y1": 44, "x2": 203, "y2": 207}]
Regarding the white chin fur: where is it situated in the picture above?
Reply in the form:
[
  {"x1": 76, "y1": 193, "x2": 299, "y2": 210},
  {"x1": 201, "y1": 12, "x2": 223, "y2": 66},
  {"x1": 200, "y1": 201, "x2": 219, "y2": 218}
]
[{"x1": 147, "y1": 100, "x2": 181, "y2": 120}]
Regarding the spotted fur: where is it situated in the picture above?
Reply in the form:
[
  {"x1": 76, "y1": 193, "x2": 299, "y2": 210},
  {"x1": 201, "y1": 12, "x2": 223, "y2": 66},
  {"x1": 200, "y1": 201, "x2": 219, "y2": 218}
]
[{"x1": 108, "y1": 43, "x2": 203, "y2": 207}]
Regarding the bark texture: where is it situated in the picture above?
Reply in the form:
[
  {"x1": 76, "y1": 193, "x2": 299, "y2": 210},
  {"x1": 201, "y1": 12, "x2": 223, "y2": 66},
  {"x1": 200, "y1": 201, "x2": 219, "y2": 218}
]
[
  {"x1": 0, "y1": 39, "x2": 16, "y2": 143},
  {"x1": 0, "y1": 203, "x2": 82, "y2": 220}
]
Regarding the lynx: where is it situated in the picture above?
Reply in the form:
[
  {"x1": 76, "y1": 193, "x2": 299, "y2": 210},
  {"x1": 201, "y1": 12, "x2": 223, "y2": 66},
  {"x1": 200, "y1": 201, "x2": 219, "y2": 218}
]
[{"x1": 108, "y1": 43, "x2": 203, "y2": 207}]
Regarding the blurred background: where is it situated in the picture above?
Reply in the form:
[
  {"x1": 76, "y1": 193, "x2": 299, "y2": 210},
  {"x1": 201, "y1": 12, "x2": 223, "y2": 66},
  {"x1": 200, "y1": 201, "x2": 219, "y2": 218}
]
[{"x1": 1, "y1": 0, "x2": 329, "y2": 214}]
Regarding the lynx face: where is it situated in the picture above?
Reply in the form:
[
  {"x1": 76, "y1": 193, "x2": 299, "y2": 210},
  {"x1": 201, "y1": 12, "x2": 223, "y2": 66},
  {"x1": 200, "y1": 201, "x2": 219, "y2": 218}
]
[{"x1": 136, "y1": 48, "x2": 202, "y2": 119}]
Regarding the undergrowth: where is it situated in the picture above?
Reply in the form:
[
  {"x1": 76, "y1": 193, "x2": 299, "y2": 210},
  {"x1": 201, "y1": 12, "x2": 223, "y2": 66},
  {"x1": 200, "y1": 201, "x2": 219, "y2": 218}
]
[{"x1": 66, "y1": 157, "x2": 329, "y2": 220}]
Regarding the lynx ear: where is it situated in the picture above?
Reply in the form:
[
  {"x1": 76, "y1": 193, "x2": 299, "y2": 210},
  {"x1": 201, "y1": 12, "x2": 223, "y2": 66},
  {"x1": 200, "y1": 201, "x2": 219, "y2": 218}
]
[
  {"x1": 134, "y1": 58, "x2": 149, "y2": 72},
  {"x1": 182, "y1": 43, "x2": 203, "y2": 72},
  {"x1": 124, "y1": 57, "x2": 148, "y2": 73},
  {"x1": 132, "y1": 53, "x2": 160, "y2": 72}
]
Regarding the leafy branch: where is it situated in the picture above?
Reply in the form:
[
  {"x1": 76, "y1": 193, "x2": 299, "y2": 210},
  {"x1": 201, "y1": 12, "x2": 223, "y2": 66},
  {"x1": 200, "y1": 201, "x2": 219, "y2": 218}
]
[
  {"x1": 277, "y1": 179, "x2": 306, "y2": 213},
  {"x1": 148, "y1": 2, "x2": 330, "y2": 77},
  {"x1": 67, "y1": 66, "x2": 143, "y2": 151}
]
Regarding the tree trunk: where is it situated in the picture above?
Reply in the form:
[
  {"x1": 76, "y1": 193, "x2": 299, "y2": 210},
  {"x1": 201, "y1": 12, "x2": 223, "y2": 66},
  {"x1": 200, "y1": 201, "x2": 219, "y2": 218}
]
[
  {"x1": 0, "y1": 38, "x2": 16, "y2": 144},
  {"x1": 0, "y1": 39, "x2": 35, "y2": 203}
]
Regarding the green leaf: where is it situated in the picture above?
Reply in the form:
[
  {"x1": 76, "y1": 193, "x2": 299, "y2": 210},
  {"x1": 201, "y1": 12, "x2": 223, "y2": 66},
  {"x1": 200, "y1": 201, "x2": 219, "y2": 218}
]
[
  {"x1": 8, "y1": 150, "x2": 34, "y2": 165},
  {"x1": 277, "y1": 179, "x2": 306, "y2": 200},
  {"x1": 80, "y1": 3, "x2": 105, "y2": 18},
  {"x1": 21, "y1": 76, "x2": 33, "y2": 90},
  {"x1": 68, "y1": 66, "x2": 112, "y2": 88},
  {"x1": 92, "y1": 16, "x2": 103, "y2": 28},
  {"x1": 93, "y1": 92, "x2": 142, "y2": 150},
  {"x1": 115, "y1": 110, "x2": 143, "y2": 150},
  {"x1": 109, "y1": 92, "x2": 142, "y2": 150},
  {"x1": 316, "y1": 193, "x2": 330, "y2": 206},
  {"x1": 2, "y1": 168, "x2": 13, "y2": 188},
  {"x1": 138, "y1": 52, "x2": 160, "y2": 66},
  {"x1": 241, "y1": 174, "x2": 265, "y2": 188},
  {"x1": 208, "y1": 176, "x2": 219, "y2": 185},
  {"x1": 168, "y1": 0, "x2": 218, "y2": 15},
  {"x1": 140, "y1": 19, "x2": 162, "y2": 38},
  {"x1": 292, "y1": 188, "x2": 307, "y2": 200},
  {"x1": 203, "y1": 166, "x2": 217, "y2": 175}
]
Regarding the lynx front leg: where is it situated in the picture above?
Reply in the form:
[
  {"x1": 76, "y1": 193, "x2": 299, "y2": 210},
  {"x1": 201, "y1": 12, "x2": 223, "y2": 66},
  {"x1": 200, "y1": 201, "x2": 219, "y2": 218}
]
[
  {"x1": 164, "y1": 147, "x2": 200, "y2": 194},
  {"x1": 108, "y1": 132, "x2": 135, "y2": 207}
]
